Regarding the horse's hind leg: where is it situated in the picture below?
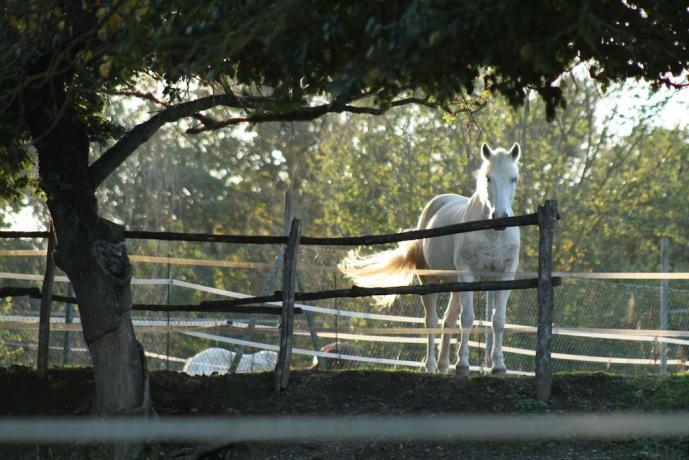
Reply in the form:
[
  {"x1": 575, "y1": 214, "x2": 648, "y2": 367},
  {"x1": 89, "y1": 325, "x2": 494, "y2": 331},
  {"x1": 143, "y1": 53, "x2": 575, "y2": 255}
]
[
  {"x1": 438, "y1": 292, "x2": 461, "y2": 374},
  {"x1": 421, "y1": 292, "x2": 438, "y2": 374}
]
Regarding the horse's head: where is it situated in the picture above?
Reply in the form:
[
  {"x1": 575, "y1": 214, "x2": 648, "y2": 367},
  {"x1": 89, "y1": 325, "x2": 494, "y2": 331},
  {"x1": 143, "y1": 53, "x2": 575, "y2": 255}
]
[{"x1": 478, "y1": 143, "x2": 521, "y2": 228}]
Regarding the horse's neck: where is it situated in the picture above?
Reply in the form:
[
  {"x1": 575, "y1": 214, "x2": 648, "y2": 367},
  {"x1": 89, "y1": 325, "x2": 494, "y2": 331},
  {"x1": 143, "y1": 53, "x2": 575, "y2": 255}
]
[{"x1": 463, "y1": 192, "x2": 490, "y2": 221}]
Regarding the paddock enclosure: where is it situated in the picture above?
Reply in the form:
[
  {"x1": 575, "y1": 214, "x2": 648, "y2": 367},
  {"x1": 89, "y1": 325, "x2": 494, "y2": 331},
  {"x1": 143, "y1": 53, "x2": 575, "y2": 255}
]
[
  {"x1": 2, "y1": 200, "x2": 688, "y2": 388},
  {"x1": 2, "y1": 203, "x2": 689, "y2": 455}
]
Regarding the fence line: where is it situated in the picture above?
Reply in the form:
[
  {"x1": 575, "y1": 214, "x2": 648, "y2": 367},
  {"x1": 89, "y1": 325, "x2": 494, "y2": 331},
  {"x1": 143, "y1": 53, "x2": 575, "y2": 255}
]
[
  {"x1": 0, "y1": 213, "x2": 537, "y2": 247},
  {"x1": 0, "y1": 314, "x2": 227, "y2": 328},
  {"x1": 3, "y1": 311, "x2": 686, "y2": 367},
  {"x1": 197, "y1": 278, "x2": 556, "y2": 310},
  {"x1": 182, "y1": 330, "x2": 534, "y2": 375},
  {"x1": 0, "y1": 320, "x2": 221, "y2": 334},
  {"x1": 170, "y1": 280, "x2": 689, "y2": 341},
  {"x1": 173, "y1": 279, "x2": 430, "y2": 323},
  {"x1": 2, "y1": 413, "x2": 689, "y2": 443},
  {"x1": 8, "y1": 311, "x2": 682, "y2": 369},
  {"x1": 5, "y1": 274, "x2": 689, "y2": 342},
  {"x1": 302, "y1": 324, "x2": 689, "y2": 341},
  {"x1": 5, "y1": 249, "x2": 689, "y2": 280},
  {"x1": 0, "y1": 204, "x2": 583, "y2": 400},
  {"x1": 184, "y1": 327, "x2": 687, "y2": 369},
  {"x1": 183, "y1": 331, "x2": 425, "y2": 368},
  {"x1": 8, "y1": 202, "x2": 681, "y2": 398},
  {"x1": 0, "y1": 272, "x2": 172, "y2": 285},
  {"x1": 468, "y1": 341, "x2": 687, "y2": 366},
  {"x1": 287, "y1": 330, "x2": 688, "y2": 366},
  {"x1": 8, "y1": 342, "x2": 187, "y2": 364}
]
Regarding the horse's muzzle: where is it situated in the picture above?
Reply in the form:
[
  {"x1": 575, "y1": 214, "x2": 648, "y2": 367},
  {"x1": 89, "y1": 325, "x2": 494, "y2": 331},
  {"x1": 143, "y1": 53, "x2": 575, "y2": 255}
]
[{"x1": 491, "y1": 213, "x2": 508, "y2": 231}]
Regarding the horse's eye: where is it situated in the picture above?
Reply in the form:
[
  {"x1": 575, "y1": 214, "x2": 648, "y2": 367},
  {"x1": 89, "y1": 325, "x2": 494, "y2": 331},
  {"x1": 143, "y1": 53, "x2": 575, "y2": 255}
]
[
  {"x1": 511, "y1": 177, "x2": 517, "y2": 183},
  {"x1": 486, "y1": 177, "x2": 491, "y2": 183}
]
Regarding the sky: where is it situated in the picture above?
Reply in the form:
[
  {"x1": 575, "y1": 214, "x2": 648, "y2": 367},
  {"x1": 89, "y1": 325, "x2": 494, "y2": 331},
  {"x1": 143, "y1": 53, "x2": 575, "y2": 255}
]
[
  {"x1": 5, "y1": 205, "x2": 43, "y2": 231},
  {"x1": 595, "y1": 82, "x2": 689, "y2": 136}
]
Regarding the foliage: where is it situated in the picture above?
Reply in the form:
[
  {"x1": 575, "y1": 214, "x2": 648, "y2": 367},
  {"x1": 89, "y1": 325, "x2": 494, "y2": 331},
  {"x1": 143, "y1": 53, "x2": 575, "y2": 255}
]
[
  {"x1": 308, "y1": 77, "x2": 689, "y2": 274},
  {"x1": 1, "y1": 0, "x2": 688, "y2": 205}
]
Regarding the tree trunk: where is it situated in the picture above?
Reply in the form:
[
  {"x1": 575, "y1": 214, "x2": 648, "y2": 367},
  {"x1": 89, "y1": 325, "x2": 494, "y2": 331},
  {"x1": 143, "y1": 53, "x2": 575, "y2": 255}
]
[{"x1": 23, "y1": 80, "x2": 151, "y2": 421}]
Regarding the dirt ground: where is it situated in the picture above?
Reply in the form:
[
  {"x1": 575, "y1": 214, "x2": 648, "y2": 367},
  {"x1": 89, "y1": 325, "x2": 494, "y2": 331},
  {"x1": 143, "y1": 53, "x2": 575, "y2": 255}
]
[{"x1": 1, "y1": 366, "x2": 688, "y2": 459}]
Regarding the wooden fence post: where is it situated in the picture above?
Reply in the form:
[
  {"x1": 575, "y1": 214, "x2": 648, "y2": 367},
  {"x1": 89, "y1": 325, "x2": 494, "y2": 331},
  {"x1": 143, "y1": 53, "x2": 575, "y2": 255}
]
[
  {"x1": 275, "y1": 218, "x2": 301, "y2": 394},
  {"x1": 536, "y1": 200, "x2": 557, "y2": 401},
  {"x1": 37, "y1": 225, "x2": 56, "y2": 379}
]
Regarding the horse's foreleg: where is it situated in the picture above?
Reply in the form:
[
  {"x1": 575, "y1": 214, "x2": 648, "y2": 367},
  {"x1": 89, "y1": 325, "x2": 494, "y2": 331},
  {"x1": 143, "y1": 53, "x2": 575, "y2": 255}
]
[
  {"x1": 421, "y1": 293, "x2": 438, "y2": 374},
  {"x1": 491, "y1": 289, "x2": 509, "y2": 375},
  {"x1": 456, "y1": 290, "x2": 475, "y2": 376},
  {"x1": 438, "y1": 292, "x2": 460, "y2": 374}
]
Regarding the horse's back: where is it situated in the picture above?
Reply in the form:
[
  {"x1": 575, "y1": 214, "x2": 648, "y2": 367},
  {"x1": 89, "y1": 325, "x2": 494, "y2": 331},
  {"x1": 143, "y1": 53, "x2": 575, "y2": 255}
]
[
  {"x1": 417, "y1": 194, "x2": 469, "y2": 276},
  {"x1": 417, "y1": 194, "x2": 468, "y2": 230}
]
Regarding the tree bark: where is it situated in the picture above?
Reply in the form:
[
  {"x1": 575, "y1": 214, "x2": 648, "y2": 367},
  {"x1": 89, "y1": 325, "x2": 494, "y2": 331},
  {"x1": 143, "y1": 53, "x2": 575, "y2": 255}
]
[{"x1": 23, "y1": 80, "x2": 151, "y2": 420}]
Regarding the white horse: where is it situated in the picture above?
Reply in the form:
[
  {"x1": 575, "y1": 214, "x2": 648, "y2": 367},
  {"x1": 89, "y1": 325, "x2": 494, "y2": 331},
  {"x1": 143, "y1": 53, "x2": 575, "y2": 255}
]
[{"x1": 340, "y1": 143, "x2": 521, "y2": 375}]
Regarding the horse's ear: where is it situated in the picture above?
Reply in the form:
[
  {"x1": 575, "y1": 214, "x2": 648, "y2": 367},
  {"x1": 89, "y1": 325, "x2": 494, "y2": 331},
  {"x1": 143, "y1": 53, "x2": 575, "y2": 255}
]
[
  {"x1": 510, "y1": 143, "x2": 521, "y2": 161},
  {"x1": 481, "y1": 143, "x2": 492, "y2": 160}
]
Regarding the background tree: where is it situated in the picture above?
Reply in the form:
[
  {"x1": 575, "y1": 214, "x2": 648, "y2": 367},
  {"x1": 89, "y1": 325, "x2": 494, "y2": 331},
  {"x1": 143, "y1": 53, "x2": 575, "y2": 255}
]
[{"x1": 309, "y1": 76, "x2": 689, "y2": 274}]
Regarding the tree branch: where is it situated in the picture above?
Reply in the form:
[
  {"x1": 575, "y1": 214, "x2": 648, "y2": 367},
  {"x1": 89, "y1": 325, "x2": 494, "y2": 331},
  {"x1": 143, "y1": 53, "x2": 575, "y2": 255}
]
[
  {"x1": 185, "y1": 97, "x2": 436, "y2": 135},
  {"x1": 88, "y1": 93, "x2": 252, "y2": 187},
  {"x1": 90, "y1": 92, "x2": 434, "y2": 186}
]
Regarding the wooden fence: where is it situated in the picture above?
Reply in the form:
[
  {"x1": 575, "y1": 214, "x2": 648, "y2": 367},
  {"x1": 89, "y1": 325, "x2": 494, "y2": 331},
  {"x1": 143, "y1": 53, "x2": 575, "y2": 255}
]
[{"x1": 0, "y1": 200, "x2": 559, "y2": 399}]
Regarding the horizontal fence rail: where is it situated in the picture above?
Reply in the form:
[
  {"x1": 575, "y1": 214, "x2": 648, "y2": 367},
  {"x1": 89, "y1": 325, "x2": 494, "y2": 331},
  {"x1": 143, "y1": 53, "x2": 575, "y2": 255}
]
[
  {"x1": 132, "y1": 304, "x2": 301, "y2": 315},
  {"x1": 7, "y1": 250, "x2": 689, "y2": 280},
  {"x1": 125, "y1": 230, "x2": 287, "y2": 245},
  {"x1": 4, "y1": 276, "x2": 686, "y2": 342},
  {"x1": 2, "y1": 271, "x2": 687, "y2": 373},
  {"x1": 185, "y1": 328, "x2": 689, "y2": 369},
  {"x1": 3, "y1": 311, "x2": 687, "y2": 368},
  {"x1": 0, "y1": 288, "x2": 299, "y2": 315},
  {"x1": 199, "y1": 278, "x2": 562, "y2": 309},
  {"x1": 183, "y1": 331, "x2": 533, "y2": 374},
  {"x1": 5, "y1": 275, "x2": 687, "y2": 341},
  {"x1": 0, "y1": 277, "x2": 560, "y2": 312},
  {"x1": 300, "y1": 213, "x2": 539, "y2": 246},
  {"x1": 0, "y1": 213, "x2": 537, "y2": 246},
  {"x1": 0, "y1": 231, "x2": 49, "y2": 239},
  {"x1": 1, "y1": 413, "x2": 689, "y2": 443}
]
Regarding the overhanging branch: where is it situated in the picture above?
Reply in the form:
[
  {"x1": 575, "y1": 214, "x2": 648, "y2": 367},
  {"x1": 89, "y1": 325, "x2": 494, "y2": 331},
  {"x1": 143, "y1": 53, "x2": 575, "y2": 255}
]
[
  {"x1": 89, "y1": 93, "x2": 435, "y2": 186},
  {"x1": 88, "y1": 93, "x2": 252, "y2": 187},
  {"x1": 185, "y1": 96, "x2": 436, "y2": 135}
]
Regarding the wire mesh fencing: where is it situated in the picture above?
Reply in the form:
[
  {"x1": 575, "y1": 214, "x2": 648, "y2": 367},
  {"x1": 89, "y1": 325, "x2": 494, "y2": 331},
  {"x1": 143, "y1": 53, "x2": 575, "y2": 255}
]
[{"x1": 1, "y1": 241, "x2": 688, "y2": 376}]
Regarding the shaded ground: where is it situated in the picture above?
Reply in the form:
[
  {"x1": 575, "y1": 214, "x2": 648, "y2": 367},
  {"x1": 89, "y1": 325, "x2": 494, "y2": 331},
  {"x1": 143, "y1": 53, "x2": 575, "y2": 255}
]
[{"x1": 1, "y1": 366, "x2": 688, "y2": 459}]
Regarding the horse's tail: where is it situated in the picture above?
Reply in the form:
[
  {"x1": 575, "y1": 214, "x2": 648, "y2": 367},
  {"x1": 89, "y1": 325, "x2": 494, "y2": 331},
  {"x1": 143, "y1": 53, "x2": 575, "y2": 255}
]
[{"x1": 338, "y1": 237, "x2": 421, "y2": 308}]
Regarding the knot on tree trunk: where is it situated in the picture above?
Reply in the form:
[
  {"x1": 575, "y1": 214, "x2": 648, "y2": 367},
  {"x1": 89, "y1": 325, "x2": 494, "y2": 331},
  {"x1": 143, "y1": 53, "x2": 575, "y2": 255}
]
[
  {"x1": 79, "y1": 240, "x2": 134, "y2": 343},
  {"x1": 92, "y1": 241, "x2": 132, "y2": 285}
]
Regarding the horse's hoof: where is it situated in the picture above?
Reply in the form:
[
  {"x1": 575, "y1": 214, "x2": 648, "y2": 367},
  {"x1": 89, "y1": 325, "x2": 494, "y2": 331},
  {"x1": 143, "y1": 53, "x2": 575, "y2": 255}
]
[
  {"x1": 491, "y1": 367, "x2": 507, "y2": 376},
  {"x1": 438, "y1": 367, "x2": 450, "y2": 375},
  {"x1": 425, "y1": 362, "x2": 438, "y2": 374},
  {"x1": 455, "y1": 365, "x2": 470, "y2": 377}
]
